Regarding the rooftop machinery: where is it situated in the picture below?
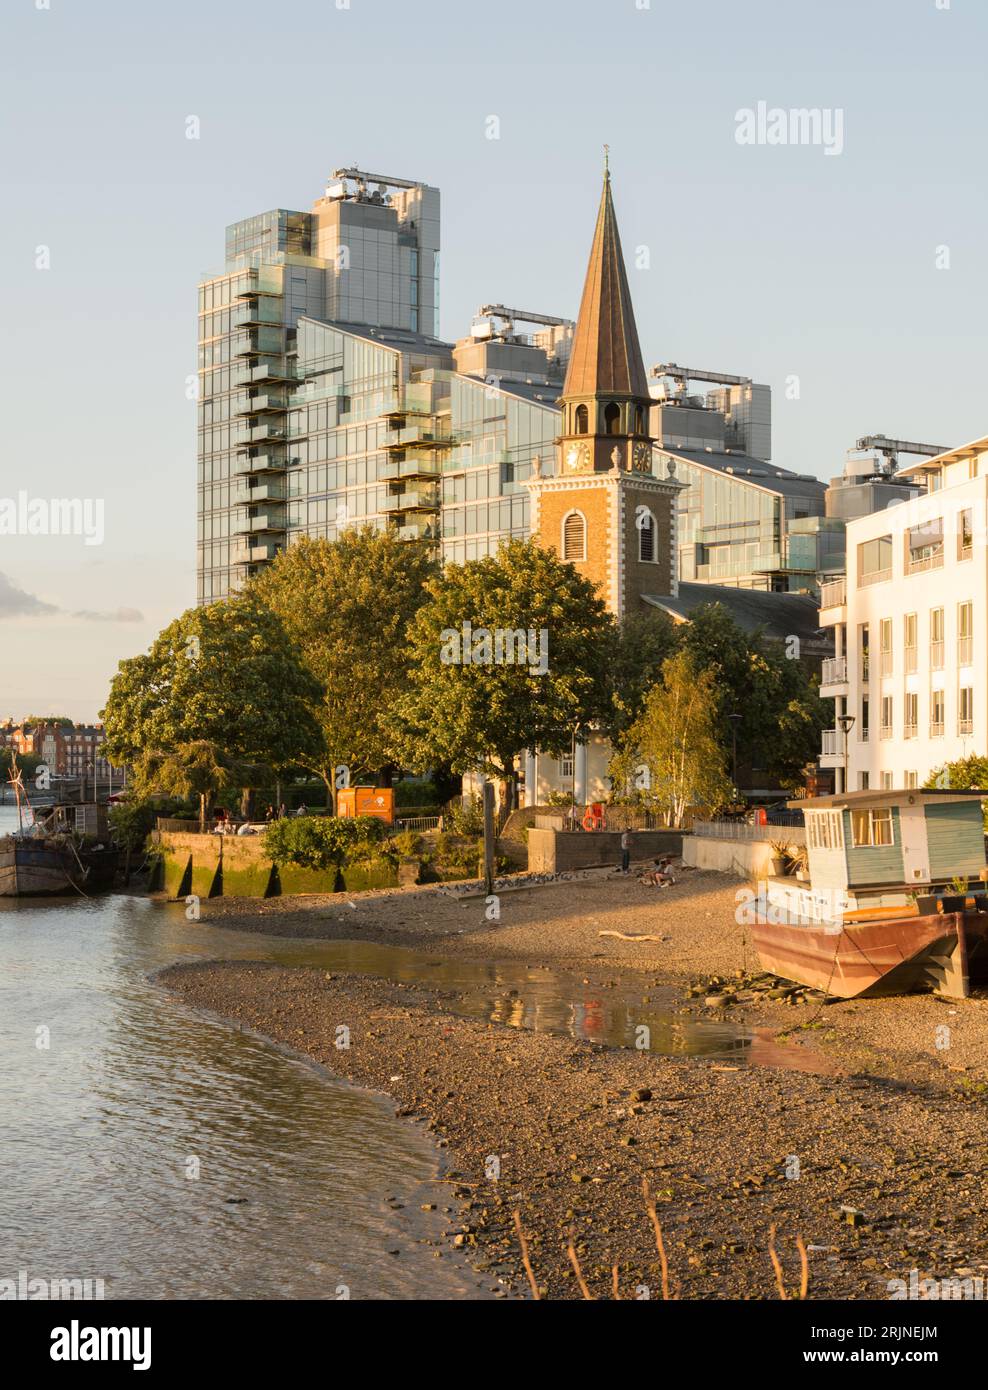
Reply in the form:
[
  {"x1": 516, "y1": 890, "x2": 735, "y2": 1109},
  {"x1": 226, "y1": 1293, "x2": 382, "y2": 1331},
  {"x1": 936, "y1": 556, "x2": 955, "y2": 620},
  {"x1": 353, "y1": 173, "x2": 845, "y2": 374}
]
[{"x1": 851, "y1": 434, "x2": 949, "y2": 476}]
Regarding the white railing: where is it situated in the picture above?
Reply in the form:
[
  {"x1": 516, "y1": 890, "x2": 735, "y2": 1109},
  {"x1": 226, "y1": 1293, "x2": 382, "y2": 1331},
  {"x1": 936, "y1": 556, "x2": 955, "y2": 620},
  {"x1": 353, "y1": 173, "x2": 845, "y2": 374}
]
[
  {"x1": 819, "y1": 577, "x2": 846, "y2": 608},
  {"x1": 860, "y1": 567, "x2": 892, "y2": 587},
  {"x1": 693, "y1": 820, "x2": 806, "y2": 844},
  {"x1": 821, "y1": 656, "x2": 847, "y2": 685},
  {"x1": 959, "y1": 636, "x2": 973, "y2": 665},
  {"x1": 821, "y1": 728, "x2": 842, "y2": 756}
]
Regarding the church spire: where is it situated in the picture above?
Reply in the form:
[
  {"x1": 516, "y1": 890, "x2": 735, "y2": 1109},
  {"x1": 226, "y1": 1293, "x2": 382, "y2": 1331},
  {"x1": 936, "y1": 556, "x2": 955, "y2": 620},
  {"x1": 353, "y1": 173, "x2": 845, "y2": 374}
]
[{"x1": 562, "y1": 166, "x2": 650, "y2": 402}]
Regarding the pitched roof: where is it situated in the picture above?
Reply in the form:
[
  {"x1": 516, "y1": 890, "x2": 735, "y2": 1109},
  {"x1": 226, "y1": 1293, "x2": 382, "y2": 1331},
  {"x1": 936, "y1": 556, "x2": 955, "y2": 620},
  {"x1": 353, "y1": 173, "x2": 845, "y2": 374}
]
[
  {"x1": 642, "y1": 583, "x2": 831, "y2": 653},
  {"x1": 562, "y1": 172, "x2": 650, "y2": 401}
]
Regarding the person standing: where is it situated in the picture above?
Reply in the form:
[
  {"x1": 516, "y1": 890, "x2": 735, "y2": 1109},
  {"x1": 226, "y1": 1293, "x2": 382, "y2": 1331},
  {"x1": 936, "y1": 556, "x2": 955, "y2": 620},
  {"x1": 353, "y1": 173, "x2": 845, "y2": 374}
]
[{"x1": 620, "y1": 828, "x2": 632, "y2": 875}]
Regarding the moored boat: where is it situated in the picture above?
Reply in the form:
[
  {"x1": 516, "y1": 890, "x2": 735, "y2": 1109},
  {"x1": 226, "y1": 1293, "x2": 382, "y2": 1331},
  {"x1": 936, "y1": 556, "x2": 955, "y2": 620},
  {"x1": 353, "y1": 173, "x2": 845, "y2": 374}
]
[
  {"x1": 753, "y1": 789, "x2": 988, "y2": 999},
  {"x1": 0, "y1": 757, "x2": 119, "y2": 897}
]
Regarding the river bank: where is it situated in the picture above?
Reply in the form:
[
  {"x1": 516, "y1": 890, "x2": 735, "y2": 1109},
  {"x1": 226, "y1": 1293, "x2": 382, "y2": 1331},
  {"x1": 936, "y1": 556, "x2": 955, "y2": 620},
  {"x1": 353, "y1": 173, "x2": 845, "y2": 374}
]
[{"x1": 160, "y1": 867, "x2": 988, "y2": 1300}]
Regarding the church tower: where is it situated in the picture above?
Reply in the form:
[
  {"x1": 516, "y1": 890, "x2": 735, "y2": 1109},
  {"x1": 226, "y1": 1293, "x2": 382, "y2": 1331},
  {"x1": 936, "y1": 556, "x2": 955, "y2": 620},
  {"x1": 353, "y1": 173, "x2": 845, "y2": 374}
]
[{"x1": 528, "y1": 160, "x2": 681, "y2": 619}]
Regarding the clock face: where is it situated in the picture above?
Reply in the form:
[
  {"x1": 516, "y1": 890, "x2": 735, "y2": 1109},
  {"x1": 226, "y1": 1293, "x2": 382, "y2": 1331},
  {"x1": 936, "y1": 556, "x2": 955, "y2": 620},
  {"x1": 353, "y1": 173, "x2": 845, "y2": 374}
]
[
  {"x1": 633, "y1": 442, "x2": 652, "y2": 471},
  {"x1": 566, "y1": 442, "x2": 589, "y2": 471}
]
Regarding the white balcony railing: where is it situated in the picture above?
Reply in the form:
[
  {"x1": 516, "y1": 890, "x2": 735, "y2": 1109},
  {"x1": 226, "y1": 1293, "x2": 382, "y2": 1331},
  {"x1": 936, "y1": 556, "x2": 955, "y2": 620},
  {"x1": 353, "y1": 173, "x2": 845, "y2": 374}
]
[
  {"x1": 821, "y1": 656, "x2": 847, "y2": 685},
  {"x1": 821, "y1": 728, "x2": 841, "y2": 756},
  {"x1": 819, "y1": 577, "x2": 846, "y2": 608},
  {"x1": 959, "y1": 636, "x2": 973, "y2": 665}
]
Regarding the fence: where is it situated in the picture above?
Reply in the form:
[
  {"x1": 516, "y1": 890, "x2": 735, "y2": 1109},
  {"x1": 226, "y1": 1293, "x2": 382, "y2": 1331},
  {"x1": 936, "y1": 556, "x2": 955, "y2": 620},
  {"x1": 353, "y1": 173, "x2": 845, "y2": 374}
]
[
  {"x1": 393, "y1": 815, "x2": 442, "y2": 833},
  {"x1": 693, "y1": 818, "x2": 806, "y2": 843}
]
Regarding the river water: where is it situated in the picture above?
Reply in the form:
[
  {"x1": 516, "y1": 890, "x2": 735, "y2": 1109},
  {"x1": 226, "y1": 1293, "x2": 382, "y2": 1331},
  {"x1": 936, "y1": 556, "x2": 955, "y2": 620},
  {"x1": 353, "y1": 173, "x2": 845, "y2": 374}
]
[
  {"x1": 0, "y1": 804, "x2": 818, "y2": 1301},
  {"x1": 0, "y1": 808, "x2": 483, "y2": 1300}
]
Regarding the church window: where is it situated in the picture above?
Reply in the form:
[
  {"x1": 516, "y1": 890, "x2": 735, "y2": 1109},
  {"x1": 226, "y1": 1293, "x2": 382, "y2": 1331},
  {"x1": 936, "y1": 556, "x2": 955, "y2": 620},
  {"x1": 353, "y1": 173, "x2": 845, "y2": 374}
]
[
  {"x1": 604, "y1": 402, "x2": 620, "y2": 434},
  {"x1": 562, "y1": 509, "x2": 587, "y2": 562},
  {"x1": 638, "y1": 508, "x2": 656, "y2": 563},
  {"x1": 575, "y1": 404, "x2": 588, "y2": 434}
]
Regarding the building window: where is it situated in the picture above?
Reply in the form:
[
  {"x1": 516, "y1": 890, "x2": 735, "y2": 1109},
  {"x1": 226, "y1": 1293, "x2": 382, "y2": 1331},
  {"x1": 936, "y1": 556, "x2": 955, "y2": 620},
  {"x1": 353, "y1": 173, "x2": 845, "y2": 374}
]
[
  {"x1": 634, "y1": 405, "x2": 645, "y2": 434},
  {"x1": 879, "y1": 618, "x2": 893, "y2": 676},
  {"x1": 959, "y1": 686, "x2": 974, "y2": 736},
  {"x1": 860, "y1": 624, "x2": 870, "y2": 683},
  {"x1": 859, "y1": 772, "x2": 870, "y2": 791},
  {"x1": 603, "y1": 402, "x2": 620, "y2": 434},
  {"x1": 858, "y1": 535, "x2": 892, "y2": 586},
  {"x1": 880, "y1": 771, "x2": 894, "y2": 789},
  {"x1": 930, "y1": 607, "x2": 944, "y2": 670},
  {"x1": 860, "y1": 695, "x2": 870, "y2": 742},
  {"x1": 959, "y1": 508, "x2": 973, "y2": 559},
  {"x1": 562, "y1": 510, "x2": 587, "y2": 562},
  {"x1": 904, "y1": 692, "x2": 918, "y2": 739},
  {"x1": 851, "y1": 807, "x2": 894, "y2": 847},
  {"x1": 575, "y1": 404, "x2": 588, "y2": 434},
  {"x1": 958, "y1": 601, "x2": 973, "y2": 665},
  {"x1": 906, "y1": 518, "x2": 944, "y2": 574},
  {"x1": 638, "y1": 508, "x2": 656, "y2": 563},
  {"x1": 903, "y1": 612, "x2": 917, "y2": 673},
  {"x1": 905, "y1": 770, "x2": 918, "y2": 789},
  {"x1": 559, "y1": 752, "x2": 574, "y2": 780},
  {"x1": 880, "y1": 695, "x2": 893, "y2": 740},
  {"x1": 930, "y1": 688, "x2": 945, "y2": 738}
]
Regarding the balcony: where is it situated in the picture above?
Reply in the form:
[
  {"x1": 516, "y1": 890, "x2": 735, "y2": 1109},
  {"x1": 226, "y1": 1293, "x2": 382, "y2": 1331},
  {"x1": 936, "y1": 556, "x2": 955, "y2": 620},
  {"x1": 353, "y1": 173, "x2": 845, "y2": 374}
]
[
  {"x1": 820, "y1": 728, "x2": 843, "y2": 767},
  {"x1": 930, "y1": 720, "x2": 945, "y2": 738},
  {"x1": 930, "y1": 641, "x2": 944, "y2": 671},
  {"x1": 381, "y1": 489, "x2": 440, "y2": 514},
  {"x1": 860, "y1": 567, "x2": 892, "y2": 588},
  {"x1": 231, "y1": 300, "x2": 282, "y2": 329},
  {"x1": 235, "y1": 482, "x2": 286, "y2": 505},
  {"x1": 250, "y1": 541, "x2": 282, "y2": 562},
  {"x1": 960, "y1": 718, "x2": 974, "y2": 735},
  {"x1": 820, "y1": 656, "x2": 847, "y2": 688},
  {"x1": 819, "y1": 576, "x2": 846, "y2": 609},
  {"x1": 234, "y1": 392, "x2": 287, "y2": 416},
  {"x1": 250, "y1": 513, "x2": 287, "y2": 534},
  {"x1": 380, "y1": 457, "x2": 441, "y2": 482},
  {"x1": 394, "y1": 520, "x2": 439, "y2": 542},
  {"x1": 232, "y1": 452, "x2": 288, "y2": 476},
  {"x1": 385, "y1": 425, "x2": 454, "y2": 450}
]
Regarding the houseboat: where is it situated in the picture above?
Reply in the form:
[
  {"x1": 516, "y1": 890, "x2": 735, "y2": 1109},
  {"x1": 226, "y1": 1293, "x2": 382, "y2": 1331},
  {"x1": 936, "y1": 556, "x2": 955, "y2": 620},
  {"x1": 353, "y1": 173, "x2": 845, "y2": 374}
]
[
  {"x1": 0, "y1": 767, "x2": 118, "y2": 897},
  {"x1": 753, "y1": 789, "x2": 988, "y2": 999}
]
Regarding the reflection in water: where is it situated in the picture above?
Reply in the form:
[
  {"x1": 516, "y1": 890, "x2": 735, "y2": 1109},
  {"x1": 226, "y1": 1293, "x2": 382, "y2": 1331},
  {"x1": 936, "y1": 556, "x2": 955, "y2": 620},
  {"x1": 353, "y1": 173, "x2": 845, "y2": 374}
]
[{"x1": 0, "y1": 887, "x2": 480, "y2": 1300}]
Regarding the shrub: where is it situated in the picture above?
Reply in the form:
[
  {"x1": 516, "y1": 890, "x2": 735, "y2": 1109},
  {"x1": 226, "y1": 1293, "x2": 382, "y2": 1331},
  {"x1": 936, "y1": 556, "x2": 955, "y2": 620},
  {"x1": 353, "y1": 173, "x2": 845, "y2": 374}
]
[
  {"x1": 444, "y1": 795, "x2": 484, "y2": 836},
  {"x1": 263, "y1": 814, "x2": 387, "y2": 869}
]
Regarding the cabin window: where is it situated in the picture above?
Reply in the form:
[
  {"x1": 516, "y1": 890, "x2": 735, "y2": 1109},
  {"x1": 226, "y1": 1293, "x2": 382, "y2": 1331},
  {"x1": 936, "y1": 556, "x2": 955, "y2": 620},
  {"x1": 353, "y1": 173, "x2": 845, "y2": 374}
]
[
  {"x1": 850, "y1": 807, "x2": 894, "y2": 848},
  {"x1": 808, "y1": 810, "x2": 843, "y2": 850}
]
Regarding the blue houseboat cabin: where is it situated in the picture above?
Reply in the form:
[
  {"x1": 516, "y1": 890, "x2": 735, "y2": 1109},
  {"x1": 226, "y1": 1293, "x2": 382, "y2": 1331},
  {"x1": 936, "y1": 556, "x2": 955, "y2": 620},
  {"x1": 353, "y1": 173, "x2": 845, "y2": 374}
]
[{"x1": 793, "y1": 789, "x2": 986, "y2": 911}]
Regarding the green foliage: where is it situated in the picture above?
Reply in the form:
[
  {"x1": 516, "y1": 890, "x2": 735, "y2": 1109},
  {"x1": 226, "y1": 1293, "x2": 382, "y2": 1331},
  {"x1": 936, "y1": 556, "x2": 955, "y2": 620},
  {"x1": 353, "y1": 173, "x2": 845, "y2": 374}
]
[
  {"x1": 24, "y1": 715, "x2": 74, "y2": 727},
  {"x1": 679, "y1": 603, "x2": 828, "y2": 790},
  {"x1": 101, "y1": 594, "x2": 324, "y2": 822},
  {"x1": 603, "y1": 610, "x2": 680, "y2": 743},
  {"x1": 108, "y1": 796, "x2": 185, "y2": 852},
  {"x1": 395, "y1": 539, "x2": 614, "y2": 785},
  {"x1": 262, "y1": 814, "x2": 386, "y2": 869},
  {"x1": 610, "y1": 649, "x2": 733, "y2": 827},
  {"x1": 924, "y1": 757, "x2": 988, "y2": 828},
  {"x1": 444, "y1": 795, "x2": 485, "y2": 836},
  {"x1": 250, "y1": 531, "x2": 438, "y2": 799}
]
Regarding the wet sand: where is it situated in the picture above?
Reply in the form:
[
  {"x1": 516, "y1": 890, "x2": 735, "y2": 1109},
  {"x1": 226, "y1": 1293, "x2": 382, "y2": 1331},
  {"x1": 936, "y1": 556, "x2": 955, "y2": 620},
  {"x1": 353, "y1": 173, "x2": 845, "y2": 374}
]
[{"x1": 160, "y1": 868, "x2": 988, "y2": 1299}]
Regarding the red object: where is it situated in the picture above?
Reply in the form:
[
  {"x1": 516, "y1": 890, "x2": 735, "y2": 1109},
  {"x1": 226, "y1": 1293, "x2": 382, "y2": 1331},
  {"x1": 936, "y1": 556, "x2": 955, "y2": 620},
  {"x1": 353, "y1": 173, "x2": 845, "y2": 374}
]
[
  {"x1": 756, "y1": 808, "x2": 767, "y2": 825},
  {"x1": 581, "y1": 803, "x2": 607, "y2": 831}
]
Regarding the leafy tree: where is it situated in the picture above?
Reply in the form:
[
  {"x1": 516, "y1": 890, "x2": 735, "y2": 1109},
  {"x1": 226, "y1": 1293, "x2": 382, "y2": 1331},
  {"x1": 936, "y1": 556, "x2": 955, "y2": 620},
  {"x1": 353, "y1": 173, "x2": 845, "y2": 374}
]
[
  {"x1": 24, "y1": 715, "x2": 74, "y2": 727},
  {"x1": 679, "y1": 603, "x2": 828, "y2": 790},
  {"x1": 609, "y1": 649, "x2": 732, "y2": 827},
  {"x1": 250, "y1": 530, "x2": 438, "y2": 810},
  {"x1": 101, "y1": 596, "x2": 324, "y2": 829},
  {"x1": 393, "y1": 539, "x2": 614, "y2": 808},
  {"x1": 925, "y1": 756, "x2": 988, "y2": 827},
  {"x1": 603, "y1": 609, "x2": 680, "y2": 743}
]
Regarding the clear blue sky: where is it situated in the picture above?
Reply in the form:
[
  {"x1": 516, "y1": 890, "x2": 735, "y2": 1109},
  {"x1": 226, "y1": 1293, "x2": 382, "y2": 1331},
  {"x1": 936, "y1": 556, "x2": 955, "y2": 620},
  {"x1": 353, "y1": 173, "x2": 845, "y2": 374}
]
[{"x1": 1, "y1": 0, "x2": 984, "y2": 718}]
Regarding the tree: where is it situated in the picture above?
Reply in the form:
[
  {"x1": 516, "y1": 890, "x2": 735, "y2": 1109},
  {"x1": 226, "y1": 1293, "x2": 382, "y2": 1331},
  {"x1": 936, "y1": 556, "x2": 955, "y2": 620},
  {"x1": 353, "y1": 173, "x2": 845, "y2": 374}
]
[
  {"x1": 609, "y1": 649, "x2": 732, "y2": 827},
  {"x1": 250, "y1": 530, "x2": 438, "y2": 810},
  {"x1": 680, "y1": 603, "x2": 828, "y2": 790},
  {"x1": 603, "y1": 609, "x2": 680, "y2": 744},
  {"x1": 394, "y1": 539, "x2": 615, "y2": 808},
  {"x1": 925, "y1": 756, "x2": 988, "y2": 828},
  {"x1": 101, "y1": 596, "x2": 324, "y2": 829}
]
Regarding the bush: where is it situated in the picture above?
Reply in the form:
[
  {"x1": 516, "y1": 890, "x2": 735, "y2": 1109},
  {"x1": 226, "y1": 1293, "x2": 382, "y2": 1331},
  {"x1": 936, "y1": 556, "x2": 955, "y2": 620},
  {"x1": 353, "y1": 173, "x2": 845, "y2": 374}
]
[
  {"x1": 444, "y1": 795, "x2": 484, "y2": 836},
  {"x1": 263, "y1": 814, "x2": 387, "y2": 869},
  {"x1": 109, "y1": 796, "x2": 186, "y2": 852}
]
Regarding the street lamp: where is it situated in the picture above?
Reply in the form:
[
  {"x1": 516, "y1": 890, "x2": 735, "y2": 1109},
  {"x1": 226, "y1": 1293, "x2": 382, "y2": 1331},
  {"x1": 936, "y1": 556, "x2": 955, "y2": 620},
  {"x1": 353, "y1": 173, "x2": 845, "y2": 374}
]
[{"x1": 837, "y1": 713, "x2": 856, "y2": 794}]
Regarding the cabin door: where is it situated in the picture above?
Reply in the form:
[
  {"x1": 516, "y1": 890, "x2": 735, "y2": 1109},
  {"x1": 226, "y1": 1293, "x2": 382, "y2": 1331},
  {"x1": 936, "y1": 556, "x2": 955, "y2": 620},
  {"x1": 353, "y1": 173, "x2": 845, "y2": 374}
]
[{"x1": 899, "y1": 805, "x2": 930, "y2": 885}]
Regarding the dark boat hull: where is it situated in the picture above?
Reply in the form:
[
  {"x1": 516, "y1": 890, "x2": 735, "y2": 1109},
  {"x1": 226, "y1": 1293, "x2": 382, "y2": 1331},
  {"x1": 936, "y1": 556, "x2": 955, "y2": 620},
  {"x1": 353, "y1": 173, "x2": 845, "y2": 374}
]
[
  {"x1": 0, "y1": 839, "x2": 119, "y2": 897},
  {"x1": 753, "y1": 910, "x2": 988, "y2": 999}
]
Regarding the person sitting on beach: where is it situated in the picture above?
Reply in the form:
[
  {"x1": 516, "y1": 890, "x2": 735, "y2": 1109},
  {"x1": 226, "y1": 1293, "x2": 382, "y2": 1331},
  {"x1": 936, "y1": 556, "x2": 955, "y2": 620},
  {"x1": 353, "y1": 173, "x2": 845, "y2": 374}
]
[
  {"x1": 236, "y1": 821, "x2": 256, "y2": 836},
  {"x1": 640, "y1": 855, "x2": 676, "y2": 887}
]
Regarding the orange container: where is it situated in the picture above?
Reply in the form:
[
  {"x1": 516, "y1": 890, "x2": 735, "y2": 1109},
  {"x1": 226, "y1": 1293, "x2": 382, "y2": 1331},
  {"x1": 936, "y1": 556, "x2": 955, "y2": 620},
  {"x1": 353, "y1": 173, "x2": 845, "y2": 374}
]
[{"x1": 337, "y1": 787, "x2": 395, "y2": 824}]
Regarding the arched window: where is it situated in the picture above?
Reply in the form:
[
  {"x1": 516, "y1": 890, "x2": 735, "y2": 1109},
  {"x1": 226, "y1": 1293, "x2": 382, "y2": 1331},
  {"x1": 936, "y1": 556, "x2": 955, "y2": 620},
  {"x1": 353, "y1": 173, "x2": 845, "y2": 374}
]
[
  {"x1": 575, "y1": 404, "x2": 589, "y2": 434},
  {"x1": 604, "y1": 402, "x2": 621, "y2": 434},
  {"x1": 634, "y1": 405, "x2": 645, "y2": 435},
  {"x1": 562, "y1": 509, "x2": 587, "y2": 562},
  {"x1": 638, "y1": 508, "x2": 656, "y2": 563}
]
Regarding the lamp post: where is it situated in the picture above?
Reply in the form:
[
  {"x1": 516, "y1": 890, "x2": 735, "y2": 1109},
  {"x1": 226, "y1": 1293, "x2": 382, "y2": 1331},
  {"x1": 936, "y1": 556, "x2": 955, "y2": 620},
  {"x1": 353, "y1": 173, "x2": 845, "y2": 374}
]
[
  {"x1": 837, "y1": 713, "x2": 856, "y2": 794},
  {"x1": 727, "y1": 711, "x2": 743, "y2": 792}
]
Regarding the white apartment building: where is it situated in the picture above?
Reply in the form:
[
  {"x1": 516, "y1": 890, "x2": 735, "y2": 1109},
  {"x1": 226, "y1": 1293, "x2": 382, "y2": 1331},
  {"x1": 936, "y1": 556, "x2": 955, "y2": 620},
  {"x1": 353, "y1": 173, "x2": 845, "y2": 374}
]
[{"x1": 819, "y1": 434, "x2": 988, "y2": 792}]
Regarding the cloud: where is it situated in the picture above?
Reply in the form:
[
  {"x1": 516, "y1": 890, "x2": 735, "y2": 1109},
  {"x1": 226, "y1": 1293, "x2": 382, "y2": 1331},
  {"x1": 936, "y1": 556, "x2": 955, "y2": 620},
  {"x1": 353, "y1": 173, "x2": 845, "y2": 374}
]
[
  {"x1": 0, "y1": 570, "x2": 58, "y2": 618},
  {"x1": 72, "y1": 607, "x2": 144, "y2": 623},
  {"x1": 0, "y1": 571, "x2": 143, "y2": 624}
]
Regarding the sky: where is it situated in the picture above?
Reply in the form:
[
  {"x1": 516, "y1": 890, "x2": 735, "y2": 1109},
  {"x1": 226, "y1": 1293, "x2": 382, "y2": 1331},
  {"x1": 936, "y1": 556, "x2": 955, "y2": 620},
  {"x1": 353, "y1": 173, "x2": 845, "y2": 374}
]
[{"x1": 0, "y1": 0, "x2": 984, "y2": 720}]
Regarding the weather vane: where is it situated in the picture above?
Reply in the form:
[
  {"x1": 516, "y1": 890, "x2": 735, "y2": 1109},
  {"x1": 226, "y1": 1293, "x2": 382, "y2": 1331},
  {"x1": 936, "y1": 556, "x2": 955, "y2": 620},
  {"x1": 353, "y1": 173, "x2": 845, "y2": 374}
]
[{"x1": 603, "y1": 143, "x2": 609, "y2": 174}]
